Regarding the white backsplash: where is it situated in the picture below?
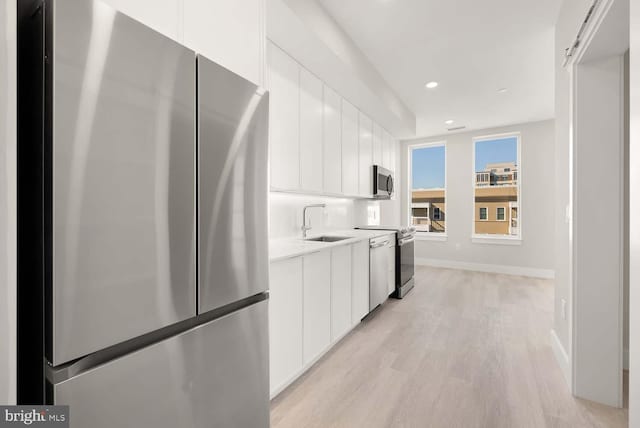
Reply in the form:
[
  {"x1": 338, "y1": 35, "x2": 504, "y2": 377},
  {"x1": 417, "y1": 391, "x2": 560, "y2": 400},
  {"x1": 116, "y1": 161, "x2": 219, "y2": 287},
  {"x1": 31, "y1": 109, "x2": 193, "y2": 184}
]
[{"x1": 269, "y1": 193, "x2": 386, "y2": 239}]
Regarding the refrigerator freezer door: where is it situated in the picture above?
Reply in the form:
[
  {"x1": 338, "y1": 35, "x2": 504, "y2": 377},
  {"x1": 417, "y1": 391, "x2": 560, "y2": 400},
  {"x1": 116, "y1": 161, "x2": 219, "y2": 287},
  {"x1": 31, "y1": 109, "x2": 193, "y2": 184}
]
[
  {"x1": 53, "y1": 301, "x2": 269, "y2": 428},
  {"x1": 50, "y1": 0, "x2": 196, "y2": 365},
  {"x1": 197, "y1": 55, "x2": 269, "y2": 314}
]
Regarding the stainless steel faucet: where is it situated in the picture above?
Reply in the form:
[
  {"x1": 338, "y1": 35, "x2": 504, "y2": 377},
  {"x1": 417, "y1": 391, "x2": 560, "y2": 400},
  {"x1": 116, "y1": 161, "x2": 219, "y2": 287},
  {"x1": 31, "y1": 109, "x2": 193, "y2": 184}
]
[{"x1": 302, "y1": 204, "x2": 326, "y2": 239}]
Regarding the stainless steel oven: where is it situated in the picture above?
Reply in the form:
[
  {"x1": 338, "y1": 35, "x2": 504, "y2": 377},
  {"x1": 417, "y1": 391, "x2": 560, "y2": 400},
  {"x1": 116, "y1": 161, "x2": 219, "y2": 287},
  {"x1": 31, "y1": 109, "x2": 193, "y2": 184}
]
[
  {"x1": 372, "y1": 165, "x2": 394, "y2": 199},
  {"x1": 397, "y1": 231, "x2": 415, "y2": 298},
  {"x1": 356, "y1": 226, "x2": 415, "y2": 298}
]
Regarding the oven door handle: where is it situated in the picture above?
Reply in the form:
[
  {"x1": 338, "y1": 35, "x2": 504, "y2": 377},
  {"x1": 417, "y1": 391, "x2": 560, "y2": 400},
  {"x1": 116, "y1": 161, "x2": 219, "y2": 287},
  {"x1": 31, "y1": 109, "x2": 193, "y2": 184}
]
[{"x1": 399, "y1": 237, "x2": 415, "y2": 246}]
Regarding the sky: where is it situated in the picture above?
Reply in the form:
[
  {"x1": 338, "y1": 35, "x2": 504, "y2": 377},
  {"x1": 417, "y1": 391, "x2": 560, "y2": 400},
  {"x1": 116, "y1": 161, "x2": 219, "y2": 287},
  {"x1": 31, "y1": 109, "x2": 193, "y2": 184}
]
[
  {"x1": 475, "y1": 137, "x2": 518, "y2": 173},
  {"x1": 411, "y1": 137, "x2": 518, "y2": 189},
  {"x1": 412, "y1": 145, "x2": 445, "y2": 189}
]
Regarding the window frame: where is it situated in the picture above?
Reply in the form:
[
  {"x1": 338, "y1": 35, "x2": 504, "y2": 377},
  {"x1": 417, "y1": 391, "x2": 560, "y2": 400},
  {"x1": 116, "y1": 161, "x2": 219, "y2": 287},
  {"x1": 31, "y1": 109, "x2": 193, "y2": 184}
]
[
  {"x1": 407, "y1": 141, "x2": 447, "y2": 241},
  {"x1": 471, "y1": 132, "x2": 522, "y2": 244},
  {"x1": 479, "y1": 207, "x2": 488, "y2": 221},
  {"x1": 433, "y1": 207, "x2": 442, "y2": 221},
  {"x1": 496, "y1": 207, "x2": 506, "y2": 221}
]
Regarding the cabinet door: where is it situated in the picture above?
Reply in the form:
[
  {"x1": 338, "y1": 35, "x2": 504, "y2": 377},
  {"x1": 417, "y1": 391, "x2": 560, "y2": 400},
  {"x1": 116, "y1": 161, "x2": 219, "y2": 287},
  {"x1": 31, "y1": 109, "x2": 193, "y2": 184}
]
[
  {"x1": 267, "y1": 42, "x2": 299, "y2": 190},
  {"x1": 184, "y1": 0, "x2": 262, "y2": 84},
  {"x1": 387, "y1": 241, "x2": 396, "y2": 296},
  {"x1": 100, "y1": 0, "x2": 180, "y2": 41},
  {"x1": 358, "y1": 112, "x2": 373, "y2": 197},
  {"x1": 351, "y1": 241, "x2": 370, "y2": 325},
  {"x1": 269, "y1": 257, "x2": 303, "y2": 395},
  {"x1": 299, "y1": 68, "x2": 323, "y2": 192},
  {"x1": 372, "y1": 122, "x2": 383, "y2": 167},
  {"x1": 341, "y1": 100, "x2": 359, "y2": 196},
  {"x1": 323, "y1": 85, "x2": 342, "y2": 194},
  {"x1": 382, "y1": 130, "x2": 392, "y2": 171},
  {"x1": 331, "y1": 246, "x2": 352, "y2": 342},
  {"x1": 303, "y1": 251, "x2": 331, "y2": 365}
]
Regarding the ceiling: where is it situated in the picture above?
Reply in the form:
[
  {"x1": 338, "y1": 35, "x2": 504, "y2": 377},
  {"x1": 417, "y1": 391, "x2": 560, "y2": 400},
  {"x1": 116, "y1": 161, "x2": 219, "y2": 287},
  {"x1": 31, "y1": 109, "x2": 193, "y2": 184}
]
[{"x1": 318, "y1": 0, "x2": 562, "y2": 137}]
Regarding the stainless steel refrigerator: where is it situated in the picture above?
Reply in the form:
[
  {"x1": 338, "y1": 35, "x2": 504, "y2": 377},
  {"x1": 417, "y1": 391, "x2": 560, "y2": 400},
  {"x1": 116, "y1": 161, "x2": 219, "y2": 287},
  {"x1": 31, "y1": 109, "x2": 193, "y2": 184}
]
[{"x1": 17, "y1": 0, "x2": 270, "y2": 426}]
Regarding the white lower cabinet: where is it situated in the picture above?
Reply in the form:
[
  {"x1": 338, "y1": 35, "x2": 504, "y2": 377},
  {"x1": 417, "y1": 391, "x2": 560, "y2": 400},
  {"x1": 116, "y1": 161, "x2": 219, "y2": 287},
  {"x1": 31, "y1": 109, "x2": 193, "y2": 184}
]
[
  {"x1": 269, "y1": 257, "x2": 303, "y2": 396},
  {"x1": 351, "y1": 240, "x2": 370, "y2": 325},
  {"x1": 269, "y1": 240, "x2": 372, "y2": 397},
  {"x1": 303, "y1": 251, "x2": 331, "y2": 365},
  {"x1": 330, "y1": 245, "x2": 352, "y2": 342}
]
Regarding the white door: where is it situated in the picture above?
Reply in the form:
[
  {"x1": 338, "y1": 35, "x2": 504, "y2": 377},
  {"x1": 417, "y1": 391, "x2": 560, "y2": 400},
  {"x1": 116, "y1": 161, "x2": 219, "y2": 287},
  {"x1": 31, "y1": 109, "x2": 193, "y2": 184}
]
[
  {"x1": 341, "y1": 100, "x2": 359, "y2": 196},
  {"x1": 299, "y1": 68, "x2": 323, "y2": 192},
  {"x1": 323, "y1": 85, "x2": 342, "y2": 195},
  {"x1": 183, "y1": 0, "x2": 263, "y2": 84},
  {"x1": 267, "y1": 42, "x2": 299, "y2": 190},
  {"x1": 100, "y1": 0, "x2": 180, "y2": 41},
  {"x1": 331, "y1": 245, "x2": 352, "y2": 342},
  {"x1": 372, "y1": 122, "x2": 383, "y2": 167},
  {"x1": 303, "y1": 251, "x2": 331, "y2": 365},
  {"x1": 382, "y1": 130, "x2": 392, "y2": 171},
  {"x1": 268, "y1": 257, "x2": 303, "y2": 395},
  {"x1": 351, "y1": 241, "x2": 370, "y2": 325},
  {"x1": 358, "y1": 113, "x2": 373, "y2": 197}
]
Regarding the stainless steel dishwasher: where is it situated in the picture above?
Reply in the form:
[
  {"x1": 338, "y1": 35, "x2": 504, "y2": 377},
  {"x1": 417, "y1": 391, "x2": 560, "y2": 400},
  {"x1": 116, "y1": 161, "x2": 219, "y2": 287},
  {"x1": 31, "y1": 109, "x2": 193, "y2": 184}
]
[{"x1": 369, "y1": 235, "x2": 391, "y2": 311}]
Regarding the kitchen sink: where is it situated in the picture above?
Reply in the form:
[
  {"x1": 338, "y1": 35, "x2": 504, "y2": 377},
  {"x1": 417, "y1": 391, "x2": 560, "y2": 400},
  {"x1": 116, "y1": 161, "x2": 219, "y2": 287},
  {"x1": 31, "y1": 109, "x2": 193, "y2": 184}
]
[{"x1": 304, "y1": 236, "x2": 351, "y2": 242}]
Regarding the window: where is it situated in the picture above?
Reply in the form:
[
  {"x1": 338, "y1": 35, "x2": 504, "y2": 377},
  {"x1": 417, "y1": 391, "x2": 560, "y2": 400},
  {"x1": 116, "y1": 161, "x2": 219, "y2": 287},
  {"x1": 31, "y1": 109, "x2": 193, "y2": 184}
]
[
  {"x1": 473, "y1": 134, "x2": 520, "y2": 239},
  {"x1": 479, "y1": 207, "x2": 488, "y2": 220},
  {"x1": 409, "y1": 142, "x2": 446, "y2": 235},
  {"x1": 433, "y1": 207, "x2": 442, "y2": 220}
]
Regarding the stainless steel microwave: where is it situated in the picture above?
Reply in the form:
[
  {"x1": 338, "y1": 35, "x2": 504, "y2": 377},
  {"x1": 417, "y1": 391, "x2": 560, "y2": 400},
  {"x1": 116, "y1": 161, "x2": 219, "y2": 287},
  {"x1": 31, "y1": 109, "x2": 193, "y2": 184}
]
[{"x1": 372, "y1": 165, "x2": 394, "y2": 199}]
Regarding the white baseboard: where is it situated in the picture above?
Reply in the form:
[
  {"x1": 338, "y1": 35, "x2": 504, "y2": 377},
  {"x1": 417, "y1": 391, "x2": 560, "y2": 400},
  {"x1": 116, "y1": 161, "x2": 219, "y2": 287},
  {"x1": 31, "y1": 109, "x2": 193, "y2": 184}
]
[
  {"x1": 415, "y1": 258, "x2": 555, "y2": 279},
  {"x1": 624, "y1": 347, "x2": 629, "y2": 371},
  {"x1": 550, "y1": 329, "x2": 571, "y2": 388}
]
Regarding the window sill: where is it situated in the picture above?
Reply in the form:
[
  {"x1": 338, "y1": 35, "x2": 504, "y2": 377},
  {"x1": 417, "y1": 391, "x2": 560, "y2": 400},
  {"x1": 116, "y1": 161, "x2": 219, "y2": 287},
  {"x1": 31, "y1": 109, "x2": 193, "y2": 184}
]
[
  {"x1": 416, "y1": 234, "x2": 448, "y2": 242},
  {"x1": 471, "y1": 235, "x2": 522, "y2": 246}
]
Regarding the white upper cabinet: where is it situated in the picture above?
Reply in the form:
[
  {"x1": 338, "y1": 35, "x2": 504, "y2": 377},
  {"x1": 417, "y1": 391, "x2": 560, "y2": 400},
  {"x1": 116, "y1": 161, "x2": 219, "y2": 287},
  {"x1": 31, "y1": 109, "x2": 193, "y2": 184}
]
[
  {"x1": 323, "y1": 85, "x2": 342, "y2": 195},
  {"x1": 358, "y1": 112, "x2": 373, "y2": 197},
  {"x1": 100, "y1": 0, "x2": 181, "y2": 41},
  {"x1": 341, "y1": 100, "x2": 359, "y2": 197},
  {"x1": 372, "y1": 122, "x2": 383, "y2": 168},
  {"x1": 299, "y1": 69, "x2": 323, "y2": 193},
  {"x1": 382, "y1": 130, "x2": 392, "y2": 172},
  {"x1": 183, "y1": 0, "x2": 263, "y2": 84},
  {"x1": 103, "y1": 0, "x2": 264, "y2": 85},
  {"x1": 267, "y1": 42, "x2": 300, "y2": 191},
  {"x1": 330, "y1": 245, "x2": 352, "y2": 342},
  {"x1": 303, "y1": 251, "x2": 331, "y2": 366}
]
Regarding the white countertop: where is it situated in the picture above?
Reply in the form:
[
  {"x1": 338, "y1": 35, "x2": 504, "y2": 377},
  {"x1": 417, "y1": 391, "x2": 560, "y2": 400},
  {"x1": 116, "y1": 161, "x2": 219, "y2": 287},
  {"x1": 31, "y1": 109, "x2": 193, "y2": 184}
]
[{"x1": 269, "y1": 229, "x2": 395, "y2": 262}]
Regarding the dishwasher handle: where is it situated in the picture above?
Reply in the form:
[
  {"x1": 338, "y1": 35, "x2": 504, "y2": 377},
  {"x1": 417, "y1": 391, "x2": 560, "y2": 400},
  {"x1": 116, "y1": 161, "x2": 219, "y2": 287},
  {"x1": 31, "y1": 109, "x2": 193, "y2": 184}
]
[{"x1": 370, "y1": 240, "x2": 390, "y2": 249}]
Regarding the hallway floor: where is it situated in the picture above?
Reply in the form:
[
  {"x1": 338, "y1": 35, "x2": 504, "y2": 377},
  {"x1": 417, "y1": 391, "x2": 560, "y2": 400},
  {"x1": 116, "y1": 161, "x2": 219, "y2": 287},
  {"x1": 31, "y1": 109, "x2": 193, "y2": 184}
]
[{"x1": 270, "y1": 266, "x2": 628, "y2": 428}]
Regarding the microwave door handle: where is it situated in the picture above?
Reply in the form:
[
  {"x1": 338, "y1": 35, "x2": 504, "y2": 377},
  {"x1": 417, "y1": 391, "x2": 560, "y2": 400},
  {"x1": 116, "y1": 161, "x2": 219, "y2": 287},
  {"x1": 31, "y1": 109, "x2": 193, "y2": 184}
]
[{"x1": 387, "y1": 175, "x2": 394, "y2": 195}]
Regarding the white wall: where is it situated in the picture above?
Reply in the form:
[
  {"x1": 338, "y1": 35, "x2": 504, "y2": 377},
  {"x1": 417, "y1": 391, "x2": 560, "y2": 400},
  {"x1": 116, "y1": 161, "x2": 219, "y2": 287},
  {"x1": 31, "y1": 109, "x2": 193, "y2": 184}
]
[
  {"x1": 553, "y1": 0, "x2": 594, "y2": 360},
  {"x1": 269, "y1": 142, "x2": 402, "y2": 239},
  {"x1": 629, "y1": 0, "x2": 640, "y2": 424},
  {"x1": 0, "y1": 0, "x2": 17, "y2": 405},
  {"x1": 401, "y1": 119, "x2": 555, "y2": 276}
]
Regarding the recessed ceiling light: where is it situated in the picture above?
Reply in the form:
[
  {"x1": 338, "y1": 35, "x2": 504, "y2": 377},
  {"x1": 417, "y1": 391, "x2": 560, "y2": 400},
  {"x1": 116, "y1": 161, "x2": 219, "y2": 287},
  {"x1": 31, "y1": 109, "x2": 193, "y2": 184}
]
[
  {"x1": 498, "y1": 88, "x2": 508, "y2": 93},
  {"x1": 444, "y1": 119, "x2": 454, "y2": 125},
  {"x1": 425, "y1": 81, "x2": 439, "y2": 89}
]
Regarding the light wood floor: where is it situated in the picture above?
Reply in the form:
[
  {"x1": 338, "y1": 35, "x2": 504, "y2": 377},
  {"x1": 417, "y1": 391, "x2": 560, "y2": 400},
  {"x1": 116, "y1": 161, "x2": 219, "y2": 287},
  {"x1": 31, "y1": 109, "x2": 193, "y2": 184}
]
[{"x1": 271, "y1": 266, "x2": 629, "y2": 428}]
